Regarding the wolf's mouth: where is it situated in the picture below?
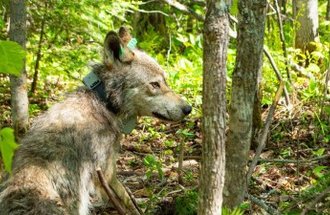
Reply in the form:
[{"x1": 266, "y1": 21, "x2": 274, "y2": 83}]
[{"x1": 152, "y1": 112, "x2": 171, "y2": 121}]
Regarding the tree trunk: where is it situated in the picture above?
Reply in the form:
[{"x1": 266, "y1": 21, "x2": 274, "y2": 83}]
[
  {"x1": 9, "y1": 0, "x2": 29, "y2": 135},
  {"x1": 327, "y1": 0, "x2": 330, "y2": 20},
  {"x1": 294, "y1": 0, "x2": 319, "y2": 50},
  {"x1": 31, "y1": 1, "x2": 48, "y2": 94},
  {"x1": 223, "y1": 0, "x2": 267, "y2": 208},
  {"x1": 198, "y1": 0, "x2": 229, "y2": 214}
]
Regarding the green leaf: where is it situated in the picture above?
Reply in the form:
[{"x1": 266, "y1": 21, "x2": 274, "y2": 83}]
[
  {"x1": 230, "y1": 0, "x2": 238, "y2": 15},
  {"x1": 313, "y1": 148, "x2": 325, "y2": 157},
  {"x1": 0, "y1": 127, "x2": 19, "y2": 173},
  {"x1": 0, "y1": 40, "x2": 25, "y2": 76},
  {"x1": 313, "y1": 166, "x2": 327, "y2": 178},
  {"x1": 0, "y1": 18, "x2": 4, "y2": 29}
]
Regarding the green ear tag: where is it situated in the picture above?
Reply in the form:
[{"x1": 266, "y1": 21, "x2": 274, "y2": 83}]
[
  {"x1": 119, "y1": 46, "x2": 124, "y2": 57},
  {"x1": 127, "y1": 38, "x2": 137, "y2": 50},
  {"x1": 119, "y1": 38, "x2": 137, "y2": 57}
]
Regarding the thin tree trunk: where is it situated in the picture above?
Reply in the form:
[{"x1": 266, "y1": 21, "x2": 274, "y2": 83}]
[
  {"x1": 223, "y1": 0, "x2": 267, "y2": 208},
  {"x1": 294, "y1": 0, "x2": 319, "y2": 50},
  {"x1": 327, "y1": 0, "x2": 330, "y2": 20},
  {"x1": 9, "y1": 0, "x2": 29, "y2": 136},
  {"x1": 31, "y1": 1, "x2": 48, "y2": 94},
  {"x1": 198, "y1": 0, "x2": 229, "y2": 214}
]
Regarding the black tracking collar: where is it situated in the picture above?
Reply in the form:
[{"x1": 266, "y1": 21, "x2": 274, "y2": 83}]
[{"x1": 82, "y1": 71, "x2": 118, "y2": 114}]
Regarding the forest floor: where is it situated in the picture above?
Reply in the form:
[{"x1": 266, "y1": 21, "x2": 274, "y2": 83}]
[{"x1": 1, "y1": 80, "x2": 330, "y2": 215}]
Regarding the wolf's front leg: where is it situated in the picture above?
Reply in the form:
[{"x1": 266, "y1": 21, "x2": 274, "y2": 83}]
[{"x1": 109, "y1": 177, "x2": 142, "y2": 215}]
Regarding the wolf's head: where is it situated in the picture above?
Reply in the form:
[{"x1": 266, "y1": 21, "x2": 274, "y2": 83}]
[{"x1": 92, "y1": 27, "x2": 191, "y2": 131}]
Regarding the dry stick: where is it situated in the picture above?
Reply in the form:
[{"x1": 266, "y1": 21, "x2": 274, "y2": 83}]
[
  {"x1": 300, "y1": 186, "x2": 330, "y2": 215},
  {"x1": 255, "y1": 154, "x2": 330, "y2": 164},
  {"x1": 178, "y1": 141, "x2": 184, "y2": 184},
  {"x1": 263, "y1": 47, "x2": 291, "y2": 106},
  {"x1": 246, "y1": 193, "x2": 281, "y2": 215},
  {"x1": 160, "y1": 0, "x2": 204, "y2": 21},
  {"x1": 247, "y1": 82, "x2": 285, "y2": 184},
  {"x1": 122, "y1": 183, "x2": 144, "y2": 215},
  {"x1": 96, "y1": 168, "x2": 128, "y2": 215},
  {"x1": 274, "y1": 0, "x2": 292, "y2": 83},
  {"x1": 320, "y1": 67, "x2": 330, "y2": 118}
]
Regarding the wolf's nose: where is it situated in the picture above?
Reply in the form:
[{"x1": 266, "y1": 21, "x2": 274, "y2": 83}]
[{"x1": 182, "y1": 105, "x2": 192, "y2": 115}]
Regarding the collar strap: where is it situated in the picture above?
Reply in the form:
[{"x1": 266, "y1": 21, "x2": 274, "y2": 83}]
[
  {"x1": 83, "y1": 71, "x2": 107, "y2": 101},
  {"x1": 82, "y1": 71, "x2": 135, "y2": 134}
]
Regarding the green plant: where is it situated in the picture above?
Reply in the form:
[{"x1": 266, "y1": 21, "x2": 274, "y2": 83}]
[
  {"x1": 222, "y1": 207, "x2": 245, "y2": 215},
  {"x1": 175, "y1": 189, "x2": 198, "y2": 215},
  {"x1": 0, "y1": 128, "x2": 18, "y2": 174},
  {"x1": 0, "y1": 40, "x2": 25, "y2": 75},
  {"x1": 0, "y1": 40, "x2": 24, "y2": 174},
  {"x1": 143, "y1": 154, "x2": 163, "y2": 180}
]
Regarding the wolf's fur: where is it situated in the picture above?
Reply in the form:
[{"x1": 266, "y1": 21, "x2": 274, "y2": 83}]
[{"x1": 0, "y1": 27, "x2": 191, "y2": 215}]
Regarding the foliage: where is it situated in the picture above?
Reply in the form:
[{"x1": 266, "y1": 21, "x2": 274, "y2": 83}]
[
  {"x1": 174, "y1": 189, "x2": 198, "y2": 215},
  {"x1": 222, "y1": 207, "x2": 244, "y2": 215},
  {"x1": 174, "y1": 189, "x2": 245, "y2": 215},
  {"x1": 143, "y1": 154, "x2": 164, "y2": 180},
  {"x1": 0, "y1": 40, "x2": 24, "y2": 174},
  {"x1": 0, "y1": 41, "x2": 25, "y2": 76},
  {"x1": 0, "y1": 0, "x2": 330, "y2": 213},
  {"x1": 0, "y1": 128, "x2": 18, "y2": 174}
]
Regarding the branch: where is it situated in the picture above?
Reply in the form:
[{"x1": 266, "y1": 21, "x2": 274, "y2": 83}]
[
  {"x1": 122, "y1": 183, "x2": 144, "y2": 215},
  {"x1": 253, "y1": 154, "x2": 330, "y2": 164},
  {"x1": 247, "y1": 82, "x2": 285, "y2": 184},
  {"x1": 246, "y1": 193, "x2": 281, "y2": 215},
  {"x1": 301, "y1": 186, "x2": 330, "y2": 215},
  {"x1": 263, "y1": 47, "x2": 291, "y2": 106},
  {"x1": 96, "y1": 168, "x2": 128, "y2": 215},
  {"x1": 274, "y1": 0, "x2": 292, "y2": 83},
  {"x1": 320, "y1": 67, "x2": 330, "y2": 117},
  {"x1": 159, "y1": 0, "x2": 204, "y2": 21}
]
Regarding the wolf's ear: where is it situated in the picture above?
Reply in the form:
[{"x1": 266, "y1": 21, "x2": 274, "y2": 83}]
[
  {"x1": 104, "y1": 31, "x2": 121, "y2": 67},
  {"x1": 104, "y1": 27, "x2": 135, "y2": 68},
  {"x1": 118, "y1": 26, "x2": 132, "y2": 46}
]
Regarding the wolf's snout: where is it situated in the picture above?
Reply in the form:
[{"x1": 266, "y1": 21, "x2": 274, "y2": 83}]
[{"x1": 182, "y1": 105, "x2": 192, "y2": 115}]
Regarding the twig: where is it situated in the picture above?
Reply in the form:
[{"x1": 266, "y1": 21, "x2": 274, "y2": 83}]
[
  {"x1": 247, "y1": 82, "x2": 284, "y2": 184},
  {"x1": 96, "y1": 168, "x2": 128, "y2": 215},
  {"x1": 263, "y1": 47, "x2": 291, "y2": 106},
  {"x1": 246, "y1": 193, "x2": 281, "y2": 215},
  {"x1": 178, "y1": 140, "x2": 184, "y2": 184},
  {"x1": 300, "y1": 186, "x2": 330, "y2": 215},
  {"x1": 274, "y1": 0, "x2": 292, "y2": 83},
  {"x1": 122, "y1": 183, "x2": 144, "y2": 215},
  {"x1": 159, "y1": 0, "x2": 204, "y2": 21},
  {"x1": 135, "y1": 9, "x2": 169, "y2": 16},
  {"x1": 253, "y1": 154, "x2": 330, "y2": 164},
  {"x1": 320, "y1": 67, "x2": 330, "y2": 118}
]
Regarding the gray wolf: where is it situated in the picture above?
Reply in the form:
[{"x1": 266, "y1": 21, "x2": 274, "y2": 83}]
[{"x1": 0, "y1": 27, "x2": 191, "y2": 215}]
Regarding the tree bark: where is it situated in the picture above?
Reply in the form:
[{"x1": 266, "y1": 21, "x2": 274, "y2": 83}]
[
  {"x1": 294, "y1": 0, "x2": 319, "y2": 50},
  {"x1": 223, "y1": 0, "x2": 267, "y2": 208},
  {"x1": 31, "y1": 1, "x2": 48, "y2": 94},
  {"x1": 9, "y1": 0, "x2": 29, "y2": 135},
  {"x1": 198, "y1": 1, "x2": 229, "y2": 214},
  {"x1": 327, "y1": 0, "x2": 330, "y2": 20}
]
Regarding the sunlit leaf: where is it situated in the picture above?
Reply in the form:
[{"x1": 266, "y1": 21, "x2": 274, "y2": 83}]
[
  {"x1": 0, "y1": 41, "x2": 25, "y2": 76},
  {"x1": 313, "y1": 166, "x2": 327, "y2": 178},
  {"x1": 0, "y1": 127, "x2": 19, "y2": 174}
]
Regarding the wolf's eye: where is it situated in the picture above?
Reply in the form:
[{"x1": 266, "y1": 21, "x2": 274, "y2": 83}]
[{"x1": 150, "y1": 82, "x2": 160, "y2": 89}]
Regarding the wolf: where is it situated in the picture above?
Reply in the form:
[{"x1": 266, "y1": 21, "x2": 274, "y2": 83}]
[{"x1": 0, "y1": 27, "x2": 191, "y2": 215}]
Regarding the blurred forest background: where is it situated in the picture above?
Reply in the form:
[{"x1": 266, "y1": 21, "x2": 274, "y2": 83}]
[{"x1": 1, "y1": 0, "x2": 330, "y2": 214}]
